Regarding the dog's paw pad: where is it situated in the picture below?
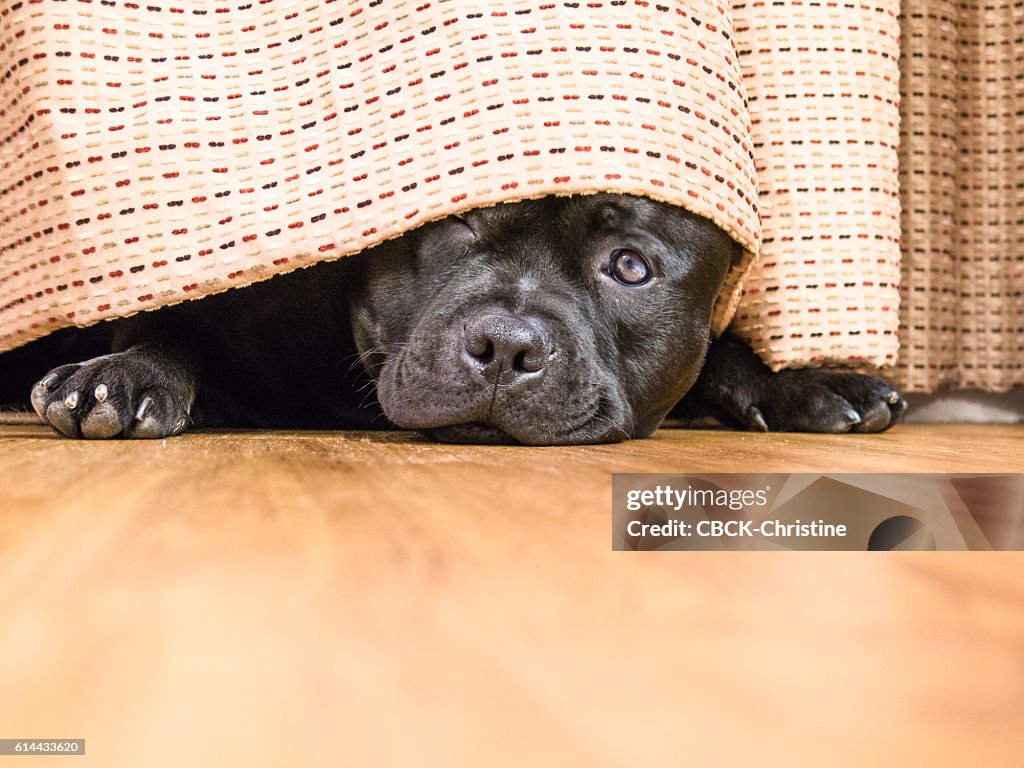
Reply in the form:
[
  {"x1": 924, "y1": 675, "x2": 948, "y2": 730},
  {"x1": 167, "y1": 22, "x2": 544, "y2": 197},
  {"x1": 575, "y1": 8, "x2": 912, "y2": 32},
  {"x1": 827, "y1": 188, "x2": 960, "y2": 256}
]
[
  {"x1": 81, "y1": 400, "x2": 125, "y2": 439},
  {"x1": 851, "y1": 399, "x2": 891, "y2": 433},
  {"x1": 131, "y1": 395, "x2": 184, "y2": 438},
  {"x1": 31, "y1": 367, "x2": 78, "y2": 422},
  {"x1": 44, "y1": 398, "x2": 82, "y2": 438}
]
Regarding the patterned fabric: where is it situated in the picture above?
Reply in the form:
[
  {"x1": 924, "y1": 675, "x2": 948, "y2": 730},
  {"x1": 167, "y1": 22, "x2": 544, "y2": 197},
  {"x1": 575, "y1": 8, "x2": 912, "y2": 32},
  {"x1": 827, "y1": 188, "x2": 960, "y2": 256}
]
[
  {"x1": 729, "y1": 0, "x2": 902, "y2": 372},
  {"x1": 14, "y1": 0, "x2": 1009, "y2": 391},
  {"x1": 0, "y1": 0, "x2": 760, "y2": 352},
  {"x1": 897, "y1": 0, "x2": 1024, "y2": 392}
]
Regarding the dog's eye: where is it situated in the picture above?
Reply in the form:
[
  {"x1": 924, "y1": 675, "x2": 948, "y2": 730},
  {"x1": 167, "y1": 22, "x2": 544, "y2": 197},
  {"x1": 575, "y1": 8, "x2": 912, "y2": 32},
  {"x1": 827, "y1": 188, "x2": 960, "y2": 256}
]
[{"x1": 608, "y1": 248, "x2": 651, "y2": 286}]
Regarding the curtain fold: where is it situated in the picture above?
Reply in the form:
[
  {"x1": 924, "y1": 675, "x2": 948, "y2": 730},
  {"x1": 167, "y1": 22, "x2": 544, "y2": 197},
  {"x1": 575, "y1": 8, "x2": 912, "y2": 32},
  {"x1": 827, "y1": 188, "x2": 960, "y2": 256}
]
[
  {"x1": 897, "y1": 0, "x2": 1024, "y2": 391},
  {"x1": 730, "y1": 0, "x2": 903, "y2": 372}
]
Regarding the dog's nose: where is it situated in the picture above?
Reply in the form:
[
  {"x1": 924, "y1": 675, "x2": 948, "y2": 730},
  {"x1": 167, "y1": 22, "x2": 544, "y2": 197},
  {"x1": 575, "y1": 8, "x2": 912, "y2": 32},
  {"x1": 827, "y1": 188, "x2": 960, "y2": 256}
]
[{"x1": 462, "y1": 312, "x2": 550, "y2": 382}]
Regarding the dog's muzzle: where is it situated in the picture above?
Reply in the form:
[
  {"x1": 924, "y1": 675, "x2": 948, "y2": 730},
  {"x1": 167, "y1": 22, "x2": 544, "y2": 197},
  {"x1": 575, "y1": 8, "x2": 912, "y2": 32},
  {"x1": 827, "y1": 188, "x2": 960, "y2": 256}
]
[{"x1": 375, "y1": 304, "x2": 630, "y2": 445}]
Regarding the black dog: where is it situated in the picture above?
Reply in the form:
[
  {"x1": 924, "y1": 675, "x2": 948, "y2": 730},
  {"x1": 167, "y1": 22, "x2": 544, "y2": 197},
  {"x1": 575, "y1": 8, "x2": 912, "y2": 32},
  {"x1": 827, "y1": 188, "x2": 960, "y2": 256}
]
[{"x1": 14, "y1": 194, "x2": 904, "y2": 443}]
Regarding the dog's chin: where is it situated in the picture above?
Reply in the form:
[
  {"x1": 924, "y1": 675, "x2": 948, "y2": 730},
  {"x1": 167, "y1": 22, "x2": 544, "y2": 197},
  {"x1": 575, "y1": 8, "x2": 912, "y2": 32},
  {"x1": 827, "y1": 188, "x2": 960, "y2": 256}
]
[
  {"x1": 420, "y1": 416, "x2": 632, "y2": 446},
  {"x1": 424, "y1": 423, "x2": 519, "y2": 445},
  {"x1": 379, "y1": 381, "x2": 636, "y2": 445}
]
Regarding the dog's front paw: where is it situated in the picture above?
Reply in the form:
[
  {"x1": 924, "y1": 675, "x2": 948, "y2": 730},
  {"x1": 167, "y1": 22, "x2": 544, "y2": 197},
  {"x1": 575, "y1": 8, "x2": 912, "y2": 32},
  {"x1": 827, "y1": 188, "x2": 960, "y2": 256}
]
[
  {"x1": 672, "y1": 335, "x2": 908, "y2": 434},
  {"x1": 725, "y1": 369, "x2": 907, "y2": 434},
  {"x1": 31, "y1": 348, "x2": 196, "y2": 439}
]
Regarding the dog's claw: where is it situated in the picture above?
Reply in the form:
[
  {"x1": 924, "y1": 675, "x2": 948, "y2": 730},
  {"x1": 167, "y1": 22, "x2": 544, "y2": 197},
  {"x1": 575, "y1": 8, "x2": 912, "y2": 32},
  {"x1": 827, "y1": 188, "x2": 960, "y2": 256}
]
[
  {"x1": 94, "y1": 383, "x2": 108, "y2": 403},
  {"x1": 135, "y1": 397, "x2": 153, "y2": 421},
  {"x1": 63, "y1": 391, "x2": 79, "y2": 410},
  {"x1": 843, "y1": 408, "x2": 861, "y2": 425},
  {"x1": 747, "y1": 406, "x2": 769, "y2": 432},
  {"x1": 886, "y1": 391, "x2": 901, "y2": 405},
  {"x1": 40, "y1": 373, "x2": 58, "y2": 390}
]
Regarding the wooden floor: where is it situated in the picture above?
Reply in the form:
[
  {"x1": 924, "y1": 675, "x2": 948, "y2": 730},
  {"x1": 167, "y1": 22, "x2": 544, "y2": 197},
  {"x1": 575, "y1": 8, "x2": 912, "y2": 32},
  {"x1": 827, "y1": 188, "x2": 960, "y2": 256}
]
[{"x1": 1, "y1": 424, "x2": 1022, "y2": 766}]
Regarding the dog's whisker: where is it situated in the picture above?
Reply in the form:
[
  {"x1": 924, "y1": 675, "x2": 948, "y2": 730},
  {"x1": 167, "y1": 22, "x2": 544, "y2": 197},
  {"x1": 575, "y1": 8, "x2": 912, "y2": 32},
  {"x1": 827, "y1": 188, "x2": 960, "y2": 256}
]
[
  {"x1": 336, "y1": 340, "x2": 406, "y2": 367},
  {"x1": 338, "y1": 345, "x2": 386, "y2": 378},
  {"x1": 341, "y1": 341, "x2": 410, "y2": 380},
  {"x1": 358, "y1": 387, "x2": 381, "y2": 410},
  {"x1": 365, "y1": 409, "x2": 391, "y2": 425}
]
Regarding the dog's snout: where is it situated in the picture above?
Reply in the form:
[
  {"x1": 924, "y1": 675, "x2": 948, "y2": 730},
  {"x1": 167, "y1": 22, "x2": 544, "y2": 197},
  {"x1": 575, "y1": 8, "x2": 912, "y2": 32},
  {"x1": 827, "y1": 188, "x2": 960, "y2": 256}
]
[{"x1": 463, "y1": 312, "x2": 550, "y2": 381}]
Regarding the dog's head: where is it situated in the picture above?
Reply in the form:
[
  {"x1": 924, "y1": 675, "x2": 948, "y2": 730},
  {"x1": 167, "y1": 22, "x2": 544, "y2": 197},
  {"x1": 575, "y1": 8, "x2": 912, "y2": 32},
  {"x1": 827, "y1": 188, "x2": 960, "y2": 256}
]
[{"x1": 348, "y1": 194, "x2": 740, "y2": 444}]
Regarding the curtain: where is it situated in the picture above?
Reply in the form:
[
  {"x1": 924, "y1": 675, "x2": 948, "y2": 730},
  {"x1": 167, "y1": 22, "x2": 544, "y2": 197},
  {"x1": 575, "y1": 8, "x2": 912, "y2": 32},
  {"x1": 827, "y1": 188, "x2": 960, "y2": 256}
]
[
  {"x1": 897, "y1": 0, "x2": 1024, "y2": 391},
  {"x1": 0, "y1": 0, "x2": 1020, "y2": 394}
]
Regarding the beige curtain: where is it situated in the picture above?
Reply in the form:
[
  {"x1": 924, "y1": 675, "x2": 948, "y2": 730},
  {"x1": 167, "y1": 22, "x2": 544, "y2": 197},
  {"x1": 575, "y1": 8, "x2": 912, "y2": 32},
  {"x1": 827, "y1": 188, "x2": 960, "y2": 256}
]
[
  {"x1": 0, "y1": 0, "x2": 1019, "y2": 396},
  {"x1": 897, "y1": 0, "x2": 1024, "y2": 392}
]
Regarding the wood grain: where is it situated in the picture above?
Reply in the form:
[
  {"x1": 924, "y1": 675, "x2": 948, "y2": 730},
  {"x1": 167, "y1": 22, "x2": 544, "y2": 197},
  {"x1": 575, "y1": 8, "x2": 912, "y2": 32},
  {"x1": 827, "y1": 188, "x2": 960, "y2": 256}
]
[{"x1": 1, "y1": 424, "x2": 1022, "y2": 766}]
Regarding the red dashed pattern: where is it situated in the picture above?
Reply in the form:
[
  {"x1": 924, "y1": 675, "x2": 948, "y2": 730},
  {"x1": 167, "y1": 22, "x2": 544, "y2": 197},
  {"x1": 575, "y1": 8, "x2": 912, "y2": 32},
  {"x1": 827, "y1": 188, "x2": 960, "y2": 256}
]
[{"x1": 0, "y1": 0, "x2": 761, "y2": 351}]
